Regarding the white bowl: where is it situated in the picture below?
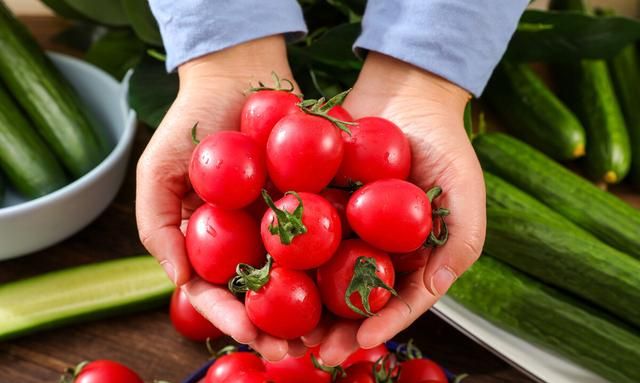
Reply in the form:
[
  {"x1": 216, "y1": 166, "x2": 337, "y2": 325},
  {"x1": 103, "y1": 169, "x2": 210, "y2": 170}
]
[{"x1": 0, "y1": 53, "x2": 137, "y2": 260}]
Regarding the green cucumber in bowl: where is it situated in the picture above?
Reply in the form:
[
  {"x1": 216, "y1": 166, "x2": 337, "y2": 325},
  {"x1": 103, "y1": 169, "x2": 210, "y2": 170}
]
[
  {"x1": 550, "y1": 0, "x2": 630, "y2": 183},
  {"x1": 484, "y1": 61, "x2": 585, "y2": 160},
  {"x1": 0, "y1": 3, "x2": 108, "y2": 178},
  {"x1": 485, "y1": 205, "x2": 640, "y2": 328},
  {"x1": 0, "y1": 256, "x2": 173, "y2": 341},
  {"x1": 0, "y1": 84, "x2": 68, "y2": 198},
  {"x1": 448, "y1": 256, "x2": 640, "y2": 383},
  {"x1": 474, "y1": 132, "x2": 640, "y2": 260}
]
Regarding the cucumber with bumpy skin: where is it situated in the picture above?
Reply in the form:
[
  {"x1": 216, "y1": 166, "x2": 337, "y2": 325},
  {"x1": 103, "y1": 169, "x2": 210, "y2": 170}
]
[
  {"x1": 485, "y1": 204, "x2": 640, "y2": 328},
  {"x1": 0, "y1": 3, "x2": 108, "y2": 178},
  {"x1": 0, "y1": 84, "x2": 68, "y2": 198},
  {"x1": 0, "y1": 256, "x2": 173, "y2": 341},
  {"x1": 551, "y1": 0, "x2": 631, "y2": 183},
  {"x1": 474, "y1": 133, "x2": 640, "y2": 260},
  {"x1": 448, "y1": 256, "x2": 640, "y2": 383},
  {"x1": 484, "y1": 61, "x2": 586, "y2": 160},
  {"x1": 607, "y1": 40, "x2": 640, "y2": 186}
]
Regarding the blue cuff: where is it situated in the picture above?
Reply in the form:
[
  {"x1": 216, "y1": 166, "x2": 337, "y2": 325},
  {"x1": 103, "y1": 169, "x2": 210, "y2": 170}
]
[
  {"x1": 149, "y1": 0, "x2": 308, "y2": 72},
  {"x1": 354, "y1": 0, "x2": 528, "y2": 96}
]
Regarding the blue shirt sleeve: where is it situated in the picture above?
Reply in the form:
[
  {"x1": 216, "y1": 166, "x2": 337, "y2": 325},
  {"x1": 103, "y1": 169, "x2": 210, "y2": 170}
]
[
  {"x1": 355, "y1": 0, "x2": 529, "y2": 96},
  {"x1": 149, "y1": 0, "x2": 307, "y2": 72}
]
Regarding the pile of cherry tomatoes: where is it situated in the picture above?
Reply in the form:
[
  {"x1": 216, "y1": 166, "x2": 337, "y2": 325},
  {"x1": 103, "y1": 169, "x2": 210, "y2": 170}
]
[{"x1": 184, "y1": 73, "x2": 449, "y2": 340}]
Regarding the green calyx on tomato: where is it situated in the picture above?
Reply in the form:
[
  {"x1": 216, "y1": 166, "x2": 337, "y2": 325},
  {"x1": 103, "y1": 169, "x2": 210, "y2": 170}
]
[
  {"x1": 263, "y1": 190, "x2": 308, "y2": 245},
  {"x1": 191, "y1": 121, "x2": 200, "y2": 145},
  {"x1": 372, "y1": 355, "x2": 399, "y2": 383},
  {"x1": 228, "y1": 256, "x2": 272, "y2": 294},
  {"x1": 297, "y1": 89, "x2": 356, "y2": 135},
  {"x1": 395, "y1": 339, "x2": 423, "y2": 361},
  {"x1": 248, "y1": 71, "x2": 296, "y2": 93},
  {"x1": 310, "y1": 353, "x2": 345, "y2": 380},
  {"x1": 346, "y1": 256, "x2": 399, "y2": 317},
  {"x1": 424, "y1": 186, "x2": 450, "y2": 248},
  {"x1": 59, "y1": 361, "x2": 89, "y2": 383}
]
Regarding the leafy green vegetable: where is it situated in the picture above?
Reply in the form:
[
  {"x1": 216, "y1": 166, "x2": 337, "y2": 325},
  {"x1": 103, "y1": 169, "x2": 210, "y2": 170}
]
[
  {"x1": 128, "y1": 56, "x2": 178, "y2": 128},
  {"x1": 507, "y1": 10, "x2": 640, "y2": 62},
  {"x1": 85, "y1": 29, "x2": 145, "y2": 80},
  {"x1": 62, "y1": 0, "x2": 129, "y2": 26},
  {"x1": 122, "y1": 0, "x2": 163, "y2": 46}
]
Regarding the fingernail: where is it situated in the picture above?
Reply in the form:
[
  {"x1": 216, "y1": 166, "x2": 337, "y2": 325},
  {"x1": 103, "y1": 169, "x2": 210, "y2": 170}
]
[
  {"x1": 430, "y1": 266, "x2": 457, "y2": 296},
  {"x1": 160, "y1": 260, "x2": 177, "y2": 285}
]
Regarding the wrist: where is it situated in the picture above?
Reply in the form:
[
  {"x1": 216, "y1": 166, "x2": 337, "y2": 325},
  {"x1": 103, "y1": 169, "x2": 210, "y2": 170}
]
[
  {"x1": 355, "y1": 52, "x2": 471, "y2": 111},
  {"x1": 178, "y1": 35, "x2": 294, "y2": 91}
]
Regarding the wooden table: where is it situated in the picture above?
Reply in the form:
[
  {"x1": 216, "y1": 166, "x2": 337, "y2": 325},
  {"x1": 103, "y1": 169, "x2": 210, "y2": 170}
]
[{"x1": 0, "y1": 16, "x2": 533, "y2": 383}]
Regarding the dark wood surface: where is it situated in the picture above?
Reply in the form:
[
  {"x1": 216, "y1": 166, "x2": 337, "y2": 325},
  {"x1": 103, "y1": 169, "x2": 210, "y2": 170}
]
[{"x1": 0, "y1": 16, "x2": 535, "y2": 383}]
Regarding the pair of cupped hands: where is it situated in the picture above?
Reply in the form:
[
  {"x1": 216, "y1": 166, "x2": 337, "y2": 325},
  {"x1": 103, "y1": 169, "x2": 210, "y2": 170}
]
[{"x1": 136, "y1": 36, "x2": 486, "y2": 365}]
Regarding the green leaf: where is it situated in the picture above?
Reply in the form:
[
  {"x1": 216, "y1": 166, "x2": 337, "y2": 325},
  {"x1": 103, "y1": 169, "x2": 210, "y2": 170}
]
[
  {"x1": 122, "y1": 0, "x2": 163, "y2": 46},
  {"x1": 40, "y1": 0, "x2": 88, "y2": 20},
  {"x1": 60, "y1": 0, "x2": 130, "y2": 26},
  {"x1": 52, "y1": 22, "x2": 106, "y2": 52},
  {"x1": 464, "y1": 101, "x2": 472, "y2": 139},
  {"x1": 303, "y1": 23, "x2": 362, "y2": 70},
  {"x1": 507, "y1": 10, "x2": 640, "y2": 61},
  {"x1": 85, "y1": 29, "x2": 145, "y2": 80},
  {"x1": 128, "y1": 56, "x2": 178, "y2": 128}
]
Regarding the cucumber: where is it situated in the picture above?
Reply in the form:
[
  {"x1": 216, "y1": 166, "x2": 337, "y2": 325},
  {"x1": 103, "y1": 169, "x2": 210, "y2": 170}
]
[
  {"x1": 448, "y1": 256, "x2": 640, "y2": 383},
  {"x1": 0, "y1": 84, "x2": 68, "y2": 198},
  {"x1": 608, "y1": 43, "x2": 640, "y2": 187},
  {"x1": 0, "y1": 256, "x2": 173, "y2": 341},
  {"x1": 474, "y1": 132, "x2": 640, "y2": 260},
  {"x1": 485, "y1": 206, "x2": 640, "y2": 328},
  {"x1": 551, "y1": 0, "x2": 631, "y2": 183},
  {"x1": 0, "y1": 3, "x2": 108, "y2": 178},
  {"x1": 484, "y1": 61, "x2": 585, "y2": 160}
]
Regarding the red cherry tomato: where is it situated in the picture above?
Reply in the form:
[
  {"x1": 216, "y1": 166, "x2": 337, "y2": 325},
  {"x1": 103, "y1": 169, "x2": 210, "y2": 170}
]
[
  {"x1": 72, "y1": 360, "x2": 143, "y2": 383},
  {"x1": 335, "y1": 117, "x2": 411, "y2": 187},
  {"x1": 319, "y1": 188, "x2": 352, "y2": 239},
  {"x1": 244, "y1": 266, "x2": 322, "y2": 339},
  {"x1": 316, "y1": 239, "x2": 395, "y2": 319},
  {"x1": 189, "y1": 131, "x2": 266, "y2": 209},
  {"x1": 342, "y1": 344, "x2": 390, "y2": 368},
  {"x1": 328, "y1": 105, "x2": 353, "y2": 121},
  {"x1": 222, "y1": 371, "x2": 271, "y2": 383},
  {"x1": 266, "y1": 111, "x2": 344, "y2": 193},
  {"x1": 186, "y1": 204, "x2": 264, "y2": 284},
  {"x1": 169, "y1": 289, "x2": 222, "y2": 341},
  {"x1": 264, "y1": 349, "x2": 332, "y2": 383},
  {"x1": 336, "y1": 362, "x2": 376, "y2": 383},
  {"x1": 347, "y1": 179, "x2": 432, "y2": 253},
  {"x1": 205, "y1": 352, "x2": 265, "y2": 383},
  {"x1": 397, "y1": 359, "x2": 447, "y2": 383},
  {"x1": 240, "y1": 90, "x2": 301, "y2": 148},
  {"x1": 261, "y1": 192, "x2": 341, "y2": 270}
]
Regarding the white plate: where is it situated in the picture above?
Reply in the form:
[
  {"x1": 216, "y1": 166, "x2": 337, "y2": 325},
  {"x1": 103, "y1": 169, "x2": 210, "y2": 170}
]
[
  {"x1": 432, "y1": 296, "x2": 608, "y2": 383},
  {"x1": 0, "y1": 53, "x2": 137, "y2": 259}
]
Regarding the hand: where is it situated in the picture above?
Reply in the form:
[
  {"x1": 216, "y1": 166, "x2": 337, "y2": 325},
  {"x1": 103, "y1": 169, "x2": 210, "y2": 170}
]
[
  {"x1": 135, "y1": 36, "x2": 304, "y2": 361},
  {"x1": 304, "y1": 52, "x2": 486, "y2": 365}
]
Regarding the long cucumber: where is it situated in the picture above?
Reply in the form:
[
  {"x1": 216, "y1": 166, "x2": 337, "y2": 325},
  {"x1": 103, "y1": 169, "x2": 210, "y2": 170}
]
[
  {"x1": 448, "y1": 256, "x2": 640, "y2": 383},
  {"x1": 484, "y1": 61, "x2": 586, "y2": 160},
  {"x1": 0, "y1": 84, "x2": 68, "y2": 198},
  {"x1": 0, "y1": 3, "x2": 108, "y2": 178},
  {"x1": 551, "y1": 0, "x2": 631, "y2": 183},
  {"x1": 474, "y1": 132, "x2": 640, "y2": 260},
  {"x1": 0, "y1": 256, "x2": 173, "y2": 341}
]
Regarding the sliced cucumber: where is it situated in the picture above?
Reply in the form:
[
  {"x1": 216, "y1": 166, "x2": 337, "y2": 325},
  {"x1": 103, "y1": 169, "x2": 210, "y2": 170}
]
[{"x1": 0, "y1": 256, "x2": 173, "y2": 340}]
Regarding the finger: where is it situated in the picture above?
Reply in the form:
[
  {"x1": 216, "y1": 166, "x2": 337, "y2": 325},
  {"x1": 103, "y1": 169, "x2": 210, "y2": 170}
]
[
  {"x1": 423, "y1": 152, "x2": 486, "y2": 296},
  {"x1": 183, "y1": 278, "x2": 258, "y2": 344},
  {"x1": 357, "y1": 271, "x2": 435, "y2": 348},
  {"x1": 136, "y1": 156, "x2": 192, "y2": 286},
  {"x1": 182, "y1": 190, "x2": 203, "y2": 219},
  {"x1": 287, "y1": 339, "x2": 308, "y2": 358},
  {"x1": 319, "y1": 320, "x2": 360, "y2": 367},
  {"x1": 250, "y1": 333, "x2": 288, "y2": 362},
  {"x1": 301, "y1": 315, "x2": 333, "y2": 347}
]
